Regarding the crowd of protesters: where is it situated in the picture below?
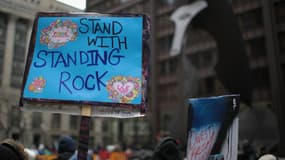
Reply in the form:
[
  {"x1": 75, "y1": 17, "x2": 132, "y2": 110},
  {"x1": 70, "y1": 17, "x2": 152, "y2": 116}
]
[{"x1": 0, "y1": 136, "x2": 282, "y2": 160}]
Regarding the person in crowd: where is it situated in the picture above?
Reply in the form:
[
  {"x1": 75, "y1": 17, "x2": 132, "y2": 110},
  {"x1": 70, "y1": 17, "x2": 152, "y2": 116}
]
[
  {"x1": 0, "y1": 138, "x2": 29, "y2": 160},
  {"x1": 68, "y1": 150, "x2": 93, "y2": 160},
  {"x1": 258, "y1": 154, "x2": 277, "y2": 160},
  {"x1": 98, "y1": 146, "x2": 110, "y2": 160},
  {"x1": 242, "y1": 139, "x2": 257, "y2": 160},
  {"x1": 151, "y1": 137, "x2": 182, "y2": 160},
  {"x1": 109, "y1": 144, "x2": 127, "y2": 160},
  {"x1": 55, "y1": 135, "x2": 77, "y2": 160},
  {"x1": 55, "y1": 135, "x2": 92, "y2": 160},
  {"x1": 38, "y1": 143, "x2": 52, "y2": 155}
]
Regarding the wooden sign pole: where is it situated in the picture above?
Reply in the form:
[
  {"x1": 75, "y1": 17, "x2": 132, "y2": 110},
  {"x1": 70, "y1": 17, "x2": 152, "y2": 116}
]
[{"x1": 77, "y1": 105, "x2": 92, "y2": 160}]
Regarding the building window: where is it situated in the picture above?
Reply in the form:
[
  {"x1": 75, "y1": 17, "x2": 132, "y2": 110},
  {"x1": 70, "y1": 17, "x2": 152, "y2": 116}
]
[
  {"x1": 251, "y1": 67, "x2": 270, "y2": 88},
  {"x1": 49, "y1": 4, "x2": 54, "y2": 10},
  {"x1": 159, "y1": 57, "x2": 178, "y2": 76},
  {"x1": 275, "y1": 1, "x2": 285, "y2": 25},
  {"x1": 51, "y1": 114, "x2": 61, "y2": 129},
  {"x1": 197, "y1": 76, "x2": 215, "y2": 95},
  {"x1": 238, "y1": 8, "x2": 263, "y2": 32},
  {"x1": 205, "y1": 76, "x2": 215, "y2": 93},
  {"x1": 0, "y1": 14, "x2": 7, "y2": 85},
  {"x1": 252, "y1": 67, "x2": 271, "y2": 101},
  {"x1": 282, "y1": 64, "x2": 285, "y2": 84},
  {"x1": 32, "y1": 113, "x2": 42, "y2": 129},
  {"x1": 143, "y1": 1, "x2": 151, "y2": 13},
  {"x1": 169, "y1": 57, "x2": 178, "y2": 73},
  {"x1": 126, "y1": 4, "x2": 144, "y2": 13},
  {"x1": 189, "y1": 49, "x2": 216, "y2": 69},
  {"x1": 278, "y1": 32, "x2": 285, "y2": 55},
  {"x1": 186, "y1": 29, "x2": 213, "y2": 46},
  {"x1": 159, "y1": 0, "x2": 175, "y2": 8},
  {"x1": 103, "y1": 136, "x2": 112, "y2": 145},
  {"x1": 161, "y1": 113, "x2": 171, "y2": 133},
  {"x1": 190, "y1": 52, "x2": 204, "y2": 69},
  {"x1": 157, "y1": 15, "x2": 174, "y2": 34},
  {"x1": 158, "y1": 35, "x2": 173, "y2": 54},
  {"x1": 0, "y1": 104, "x2": 3, "y2": 129},
  {"x1": 232, "y1": 0, "x2": 257, "y2": 6},
  {"x1": 102, "y1": 120, "x2": 109, "y2": 132},
  {"x1": 70, "y1": 115, "x2": 79, "y2": 130},
  {"x1": 159, "y1": 61, "x2": 167, "y2": 76},
  {"x1": 33, "y1": 134, "x2": 41, "y2": 147},
  {"x1": 120, "y1": 0, "x2": 129, "y2": 3},
  {"x1": 52, "y1": 135, "x2": 60, "y2": 146},
  {"x1": 11, "y1": 19, "x2": 28, "y2": 88},
  {"x1": 90, "y1": 119, "x2": 94, "y2": 131},
  {"x1": 10, "y1": 106, "x2": 21, "y2": 128},
  {"x1": 202, "y1": 50, "x2": 214, "y2": 67},
  {"x1": 89, "y1": 137, "x2": 94, "y2": 148},
  {"x1": 248, "y1": 37, "x2": 266, "y2": 59}
]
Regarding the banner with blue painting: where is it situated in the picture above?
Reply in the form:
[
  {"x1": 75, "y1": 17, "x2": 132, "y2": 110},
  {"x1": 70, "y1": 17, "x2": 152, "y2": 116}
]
[
  {"x1": 19, "y1": 12, "x2": 150, "y2": 117},
  {"x1": 187, "y1": 95, "x2": 239, "y2": 160}
]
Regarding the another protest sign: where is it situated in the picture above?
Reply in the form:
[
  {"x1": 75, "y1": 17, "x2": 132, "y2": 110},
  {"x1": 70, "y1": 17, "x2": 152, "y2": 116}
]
[{"x1": 187, "y1": 95, "x2": 239, "y2": 160}]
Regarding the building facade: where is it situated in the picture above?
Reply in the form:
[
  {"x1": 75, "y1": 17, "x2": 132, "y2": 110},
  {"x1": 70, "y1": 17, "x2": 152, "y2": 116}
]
[
  {"x1": 87, "y1": 0, "x2": 285, "y2": 151},
  {"x1": 0, "y1": 0, "x2": 87, "y2": 148}
]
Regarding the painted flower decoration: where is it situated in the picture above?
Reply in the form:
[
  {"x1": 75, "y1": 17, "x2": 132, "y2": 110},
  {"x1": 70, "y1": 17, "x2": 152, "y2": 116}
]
[
  {"x1": 107, "y1": 76, "x2": 141, "y2": 103},
  {"x1": 40, "y1": 19, "x2": 78, "y2": 49},
  {"x1": 28, "y1": 76, "x2": 46, "y2": 93}
]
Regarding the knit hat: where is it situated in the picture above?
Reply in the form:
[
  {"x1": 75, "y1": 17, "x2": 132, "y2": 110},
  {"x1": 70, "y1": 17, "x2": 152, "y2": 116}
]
[
  {"x1": 151, "y1": 137, "x2": 182, "y2": 160},
  {"x1": 0, "y1": 139, "x2": 28, "y2": 160},
  {"x1": 58, "y1": 136, "x2": 76, "y2": 154},
  {"x1": 258, "y1": 154, "x2": 277, "y2": 160}
]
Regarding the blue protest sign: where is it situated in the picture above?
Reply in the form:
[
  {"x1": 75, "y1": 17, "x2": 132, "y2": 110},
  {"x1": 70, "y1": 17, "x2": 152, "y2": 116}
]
[
  {"x1": 20, "y1": 13, "x2": 150, "y2": 110},
  {"x1": 187, "y1": 95, "x2": 239, "y2": 160}
]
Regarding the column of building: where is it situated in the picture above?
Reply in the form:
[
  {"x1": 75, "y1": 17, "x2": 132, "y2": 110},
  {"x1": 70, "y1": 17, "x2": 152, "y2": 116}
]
[
  {"x1": 2, "y1": 15, "x2": 16, "y2": 88},
  {"x1": 0, "y1": 15, "x2": 16, "y2": 140},
  {"x1": 0, "y1": 13, "x2": 35, "y2": 146}
]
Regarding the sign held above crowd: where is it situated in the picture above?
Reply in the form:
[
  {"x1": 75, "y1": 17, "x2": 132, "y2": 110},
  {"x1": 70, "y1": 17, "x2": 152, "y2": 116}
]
[{"x1": 19, "y1": 12, "x2": 150, "y2": 118}]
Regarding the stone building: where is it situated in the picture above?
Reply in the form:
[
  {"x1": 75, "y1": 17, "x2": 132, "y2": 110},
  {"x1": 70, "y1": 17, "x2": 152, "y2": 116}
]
[
  {"x1": 87, "y1": 0, "x2": 285, "y2": 152},
  {"x1": 0, "y1": 0, "x2": 83, "y2": 148}
]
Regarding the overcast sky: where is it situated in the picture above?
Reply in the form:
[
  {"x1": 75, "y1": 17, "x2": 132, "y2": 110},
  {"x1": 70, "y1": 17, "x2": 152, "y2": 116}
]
[{"x1": 57, "y1": 0, "x2": 86, "y2": 10}]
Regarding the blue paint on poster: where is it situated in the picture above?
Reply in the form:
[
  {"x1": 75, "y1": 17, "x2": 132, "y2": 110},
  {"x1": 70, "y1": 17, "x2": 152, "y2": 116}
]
[
  {"x1": 23, "y1": 16, "x2": 143, "y2": 104},
  {"x1": 187, "y1": 95, "x2": 239, "y2": 160}
]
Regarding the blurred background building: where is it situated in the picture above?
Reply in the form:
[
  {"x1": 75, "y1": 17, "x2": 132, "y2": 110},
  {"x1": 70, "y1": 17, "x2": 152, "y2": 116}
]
[
  {"x1": 0, "y1": 0, "x2": 85, "y2": 148},
  {"x1": 0, "y1": 0, "x2": 285, "y2": 155},
  {"x1": 86, "y1": 0, "x2": 285, "y2": 153}
]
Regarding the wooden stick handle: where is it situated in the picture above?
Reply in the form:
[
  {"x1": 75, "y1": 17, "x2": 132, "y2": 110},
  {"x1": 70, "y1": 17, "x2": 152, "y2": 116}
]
[
  {"x1": 81, "y1": 105, "x2": 92, "y2": 116},
  {"x1": 77, "y1": 105, "x2": 92, "y2": 160}
]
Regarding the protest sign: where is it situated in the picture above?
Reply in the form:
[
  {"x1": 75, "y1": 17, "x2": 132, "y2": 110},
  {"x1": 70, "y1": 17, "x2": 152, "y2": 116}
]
[
  {"x1": 19, "y1": 12, "x2": 150, "y2": 117},
  {"x1": 187, "y1": 95, "x2": 239, "y2": 160}
]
